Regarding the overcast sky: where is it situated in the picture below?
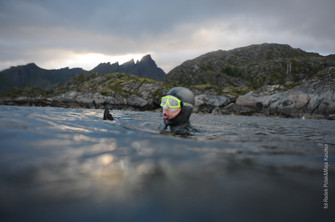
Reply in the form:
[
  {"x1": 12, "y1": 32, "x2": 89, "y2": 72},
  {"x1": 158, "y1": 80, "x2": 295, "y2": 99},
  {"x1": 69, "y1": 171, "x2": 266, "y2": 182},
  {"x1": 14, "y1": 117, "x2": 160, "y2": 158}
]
[{"x1": 0, "y1": 0, "x2": 334, "y2": 73}]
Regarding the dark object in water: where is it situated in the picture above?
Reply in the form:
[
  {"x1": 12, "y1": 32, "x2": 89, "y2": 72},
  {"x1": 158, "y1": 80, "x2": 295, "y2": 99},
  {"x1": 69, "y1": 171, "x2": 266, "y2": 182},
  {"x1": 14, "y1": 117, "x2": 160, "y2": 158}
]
[
  {"x1": 93, "y1": 100, "x2": 98, "y2": 109},
  {"x1": 103, "y1": 103, "x2": 113, "y2": 121}
]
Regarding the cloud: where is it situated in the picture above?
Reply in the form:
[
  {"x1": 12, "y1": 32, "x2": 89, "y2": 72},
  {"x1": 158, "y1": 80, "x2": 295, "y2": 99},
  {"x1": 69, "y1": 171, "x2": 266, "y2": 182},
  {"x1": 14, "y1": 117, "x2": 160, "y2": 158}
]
[{"x1": 0, "y1": 0, "x2": 334, "y2": 72}]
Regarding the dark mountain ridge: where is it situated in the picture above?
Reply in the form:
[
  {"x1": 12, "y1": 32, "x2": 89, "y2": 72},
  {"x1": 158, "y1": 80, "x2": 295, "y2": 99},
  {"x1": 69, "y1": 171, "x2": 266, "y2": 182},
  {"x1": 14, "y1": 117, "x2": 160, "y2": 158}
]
[
  {"x1": 0, "y1": 63, "x2": 85, "y2": 93},
  {"x1": 0, "y1": 54, "x2": 166, "y2": 93},
  {"x1": 91, "y1": 54, "x2": 165, "y2": 80}
]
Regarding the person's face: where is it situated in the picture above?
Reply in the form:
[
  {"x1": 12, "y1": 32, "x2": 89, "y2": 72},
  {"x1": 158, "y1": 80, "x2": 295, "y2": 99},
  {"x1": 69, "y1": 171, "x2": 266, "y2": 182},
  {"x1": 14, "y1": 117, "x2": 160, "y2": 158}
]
[
  {"x1": 161, "y1": 96, "x2": 181, "y2": 119},
  {"x1": 162, "y1": 105, "x2": 181, "y2": 119}
]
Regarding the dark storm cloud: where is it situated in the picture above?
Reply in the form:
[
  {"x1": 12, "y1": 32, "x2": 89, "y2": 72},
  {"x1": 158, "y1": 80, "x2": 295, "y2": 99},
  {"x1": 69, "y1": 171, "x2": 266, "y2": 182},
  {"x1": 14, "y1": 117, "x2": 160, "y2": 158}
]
[{"x1": 0, "y1": 0, "x2": 334, "y2": 71}]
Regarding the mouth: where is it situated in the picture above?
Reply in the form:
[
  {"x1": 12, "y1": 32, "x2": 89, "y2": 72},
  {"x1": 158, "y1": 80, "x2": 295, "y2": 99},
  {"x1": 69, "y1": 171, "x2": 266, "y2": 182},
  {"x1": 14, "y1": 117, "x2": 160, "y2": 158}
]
[{"x1": 163, "y1": 112, "x2": 170, "y2": 119}]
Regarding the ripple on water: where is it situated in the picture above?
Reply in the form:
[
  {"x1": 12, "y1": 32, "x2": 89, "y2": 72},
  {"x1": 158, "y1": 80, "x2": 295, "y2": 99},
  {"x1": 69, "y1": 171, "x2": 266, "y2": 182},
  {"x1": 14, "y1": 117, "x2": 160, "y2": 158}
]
[{"x1": 0, "y1": 105, "x2": 333, "y2": 222}]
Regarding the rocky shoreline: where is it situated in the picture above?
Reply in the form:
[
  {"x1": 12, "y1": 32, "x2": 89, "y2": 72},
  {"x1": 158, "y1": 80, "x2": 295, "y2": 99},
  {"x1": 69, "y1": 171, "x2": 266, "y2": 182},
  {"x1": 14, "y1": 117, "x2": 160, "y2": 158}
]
[
  {"x1": 195, "y1": 69, "x2": 335, "y2": 119},
  {"x1": 1, "y1": 43, "x2": 335, "y2": 120},
  {"x1": 1, "y1": 69, "x2": 334, "y2": 120}
]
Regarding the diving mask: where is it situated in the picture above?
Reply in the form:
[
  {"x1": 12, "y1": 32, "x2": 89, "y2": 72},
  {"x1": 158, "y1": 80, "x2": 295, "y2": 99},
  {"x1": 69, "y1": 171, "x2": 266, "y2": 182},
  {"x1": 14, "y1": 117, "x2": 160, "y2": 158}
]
[{"x1": 160, "y1": 96, "x2": 182, "y2": 108}]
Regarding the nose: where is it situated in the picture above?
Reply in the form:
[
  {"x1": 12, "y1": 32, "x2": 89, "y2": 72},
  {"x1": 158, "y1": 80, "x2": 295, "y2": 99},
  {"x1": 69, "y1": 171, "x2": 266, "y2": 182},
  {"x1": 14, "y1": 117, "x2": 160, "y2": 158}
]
[{"x1": 163, "y1": 103, "x2": 169, "y2": 111}]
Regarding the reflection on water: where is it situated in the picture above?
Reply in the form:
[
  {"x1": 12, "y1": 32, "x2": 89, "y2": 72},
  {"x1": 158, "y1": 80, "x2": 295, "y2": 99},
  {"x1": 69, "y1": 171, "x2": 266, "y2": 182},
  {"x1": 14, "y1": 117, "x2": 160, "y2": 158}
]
[{"x1": 0, "y1": 106, "x2": 333, "y2": 222}]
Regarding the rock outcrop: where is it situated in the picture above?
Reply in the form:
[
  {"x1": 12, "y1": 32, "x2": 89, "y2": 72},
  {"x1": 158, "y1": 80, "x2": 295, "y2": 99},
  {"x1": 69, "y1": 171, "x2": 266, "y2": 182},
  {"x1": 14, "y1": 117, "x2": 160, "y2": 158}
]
[
  {"x1": 1, "y1": 69, "x2": 334, "y2": 119},
  {"x1": 0, "y1": 72, "x2": 169, "y2": 110},
  {"x1": 213, "y1": 67, "x2": 335, "y2": 119},
  {"x1": 194, "y1": 94, "x2": 235, "y2": 113}
]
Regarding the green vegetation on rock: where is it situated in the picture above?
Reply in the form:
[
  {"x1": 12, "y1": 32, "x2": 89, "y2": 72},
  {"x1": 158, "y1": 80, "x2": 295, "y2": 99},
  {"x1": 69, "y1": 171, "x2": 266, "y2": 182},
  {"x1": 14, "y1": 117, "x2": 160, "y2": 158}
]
[{"x1": 3, "y1": 87, "x2": 51, "y2": 98}]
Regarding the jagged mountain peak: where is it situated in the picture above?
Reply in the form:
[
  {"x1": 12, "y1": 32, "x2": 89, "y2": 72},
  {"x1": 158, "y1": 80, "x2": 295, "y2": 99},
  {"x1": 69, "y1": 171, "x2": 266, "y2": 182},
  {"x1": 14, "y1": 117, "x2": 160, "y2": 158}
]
[
  {"x1": 0, "y1": 54, "x2": 165, "y2": 94},
  {"x1": 139, "y1": 54, "x2": 156, "y2": 66},
  {"x1": 90, "y1": 54, "x2": 165, "y2": 81},
  {"x1": 123, "y1": 59, "x2": 135, "y2": 65},
  {"x1": 139, "y1": 54, "x2": 153, "y2": 62}
]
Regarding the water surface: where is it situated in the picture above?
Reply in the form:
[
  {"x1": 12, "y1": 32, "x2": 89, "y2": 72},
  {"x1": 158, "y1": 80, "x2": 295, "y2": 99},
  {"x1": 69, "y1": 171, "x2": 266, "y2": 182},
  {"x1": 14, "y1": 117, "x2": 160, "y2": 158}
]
[{"x1": 0, "y1": 105, "x2": 333, "y2": 221}]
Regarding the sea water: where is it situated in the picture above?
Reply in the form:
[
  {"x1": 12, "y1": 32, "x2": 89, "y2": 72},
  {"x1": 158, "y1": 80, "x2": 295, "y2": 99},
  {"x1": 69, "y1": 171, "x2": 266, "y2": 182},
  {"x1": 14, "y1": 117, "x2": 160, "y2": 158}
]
[{"x1": 0, "y1": 105, "x2": 334, "y2": 222}]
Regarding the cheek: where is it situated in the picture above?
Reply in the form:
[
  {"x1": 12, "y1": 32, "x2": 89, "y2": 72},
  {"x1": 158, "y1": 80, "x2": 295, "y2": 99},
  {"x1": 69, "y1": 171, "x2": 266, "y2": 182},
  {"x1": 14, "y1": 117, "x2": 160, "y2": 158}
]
[
  {"x1": 169, "y1": 111, "x2": 180, "y2": 119},
  {"x1": 164, "y1": 108, "x2": 181, "y2": 118}
]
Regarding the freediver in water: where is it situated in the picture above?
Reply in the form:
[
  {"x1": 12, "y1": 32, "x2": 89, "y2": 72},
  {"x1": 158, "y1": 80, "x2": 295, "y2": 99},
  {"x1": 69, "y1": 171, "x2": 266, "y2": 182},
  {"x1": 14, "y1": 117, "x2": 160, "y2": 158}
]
[
  {"x1": 160, "y1": 87, "x2": 196, "y2": 135},
  {"x1": 103, "y1": 87, "x2": 196, "y2": 135}
]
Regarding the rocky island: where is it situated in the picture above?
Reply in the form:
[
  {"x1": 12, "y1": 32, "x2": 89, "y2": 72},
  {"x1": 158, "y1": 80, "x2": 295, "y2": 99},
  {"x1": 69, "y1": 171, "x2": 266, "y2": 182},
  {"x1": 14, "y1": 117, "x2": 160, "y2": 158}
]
[{"x1": 1, "y1": 43, "x2": 334, "y2": 119}]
